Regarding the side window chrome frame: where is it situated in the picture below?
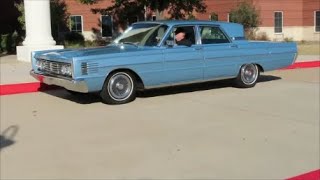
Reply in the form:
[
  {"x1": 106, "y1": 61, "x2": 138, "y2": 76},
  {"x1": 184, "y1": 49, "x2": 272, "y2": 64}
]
[{"x1": 159, "y1": 25, "x2": 197, "y2": 47}]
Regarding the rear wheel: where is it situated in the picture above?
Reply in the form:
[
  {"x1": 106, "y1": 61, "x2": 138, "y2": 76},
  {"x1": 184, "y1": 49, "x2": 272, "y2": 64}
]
[
  {"x1": 100, "y1": 71, "x2": 136, "y2": 104},
  {"x1": 234, "y1": 64, "x2": 260, "y2": 88}
]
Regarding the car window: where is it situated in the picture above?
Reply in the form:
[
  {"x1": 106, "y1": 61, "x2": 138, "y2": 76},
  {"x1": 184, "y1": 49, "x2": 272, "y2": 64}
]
[
  {"x1": 113, "y1": 23, "x2": 168, "y2": 46},
  {"x1": 143, "y1": 25, "x2": 169, "y2": 46},
  {"x1": 200, "y1": 26, "x2": 230, "y2": 44},
  {"x1": 164, "y1": 26, "x2": 196, "y2": 46}
]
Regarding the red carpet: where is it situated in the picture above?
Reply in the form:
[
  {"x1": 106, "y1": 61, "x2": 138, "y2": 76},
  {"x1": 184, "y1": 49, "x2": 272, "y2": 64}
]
[
  {"x1": 286, "y1": 169, "x2": 320, "y2": 180},
  {"x1": 0, "y1": 82, "x2": 57, "y2": 96},
  {"x1": 282, "y1": 60, "x2": 320, "y2": 69},
  {"x1": 0, "y1": 61, "x2": 319, "y2": 96}
]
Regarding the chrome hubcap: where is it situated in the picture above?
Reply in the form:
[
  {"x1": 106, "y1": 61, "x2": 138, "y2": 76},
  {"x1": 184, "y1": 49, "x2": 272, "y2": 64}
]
[
  {"x1": 241, "y1": 64, "x2": 258, "y2": 85},
  {"x1": 108, "y1": 73, "x2": 133, "y2": 101}
]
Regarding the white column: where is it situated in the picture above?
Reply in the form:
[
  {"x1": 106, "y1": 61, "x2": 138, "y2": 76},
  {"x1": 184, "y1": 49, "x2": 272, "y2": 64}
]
[{"x1": 16, "y1": 0, "x2": 63, "y2": 62}]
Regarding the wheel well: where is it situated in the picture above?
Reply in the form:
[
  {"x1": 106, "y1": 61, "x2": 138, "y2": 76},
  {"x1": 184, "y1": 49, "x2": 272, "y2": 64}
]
[
  {"x1": 255, "y1": 64, "x2": 264, "y2": 72},
  {"x1": 107, "y1": 69, "x2": 145, "y2": 90},
  {"x1": 238, "y1": 63, "x2": 264, "y2": 73}
]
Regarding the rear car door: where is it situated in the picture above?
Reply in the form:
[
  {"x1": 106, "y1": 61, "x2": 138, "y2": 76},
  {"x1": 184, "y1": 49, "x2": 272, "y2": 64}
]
[{"x1": 200, "y1": 25, "x2": 240, "y2": 79}]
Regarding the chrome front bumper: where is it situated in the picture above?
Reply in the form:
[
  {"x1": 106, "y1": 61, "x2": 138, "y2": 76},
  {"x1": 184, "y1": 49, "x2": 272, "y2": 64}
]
[{"x1": 30, "y1": 70, "x2": 89, "y2": 93}]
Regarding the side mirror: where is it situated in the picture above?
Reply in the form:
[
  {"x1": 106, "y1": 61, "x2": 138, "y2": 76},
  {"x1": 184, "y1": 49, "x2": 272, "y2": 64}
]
[{"x1": 166, "y1": 40, "x2": 175, "y2": 48}]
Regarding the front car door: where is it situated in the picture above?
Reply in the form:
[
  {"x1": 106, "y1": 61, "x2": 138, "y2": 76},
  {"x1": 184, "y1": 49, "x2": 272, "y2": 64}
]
[{"x1": 162, "y1": 25, "x2": 204, "y2": 85}]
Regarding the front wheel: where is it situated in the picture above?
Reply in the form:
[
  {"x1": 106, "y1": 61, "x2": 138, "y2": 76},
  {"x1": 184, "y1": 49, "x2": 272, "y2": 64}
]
[
  {"x1": 234, "y1": 64, "x2": 260, "y2": 88},
  {"x1": 100, "y1": 71, "x2": 136, "y2": 104}
]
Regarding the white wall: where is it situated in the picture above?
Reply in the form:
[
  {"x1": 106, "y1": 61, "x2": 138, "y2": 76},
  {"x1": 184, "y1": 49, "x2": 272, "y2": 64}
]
[
  {"x1": 256, "y1": 26, "x2": 320, "y2": 41},
  {"x1": 82, "y1": 31, "x2": 98, "y2": 41}
]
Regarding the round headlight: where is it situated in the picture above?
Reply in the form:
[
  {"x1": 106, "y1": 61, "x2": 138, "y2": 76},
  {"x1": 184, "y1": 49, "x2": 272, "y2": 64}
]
[
  {"x1": 36, "y1": 60, "x2": 45, "y2": 70},
  {"x1": 61, "y1": 64, "x2": 72, "y2": 76},
  {"x1": 36, "y1": 60, "x2": 42, "y2": 69}
]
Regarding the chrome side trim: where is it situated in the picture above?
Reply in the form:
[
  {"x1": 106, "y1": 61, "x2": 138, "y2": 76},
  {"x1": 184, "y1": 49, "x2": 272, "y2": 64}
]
[
  {"x1": 144, "y1": 76, "x2": 236, "y2": 89},
  {"x1": 30, "y1": 70, "x2": 89, "y2": 93}
]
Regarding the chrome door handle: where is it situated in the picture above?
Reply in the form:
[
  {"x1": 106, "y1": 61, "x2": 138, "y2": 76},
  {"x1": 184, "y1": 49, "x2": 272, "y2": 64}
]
[
  {"x1": 230, "y1": 44, "x2": 238, "y2": 48},
  {"x1": 194, "y1": 47, "x2": 203, "y2": 50}
]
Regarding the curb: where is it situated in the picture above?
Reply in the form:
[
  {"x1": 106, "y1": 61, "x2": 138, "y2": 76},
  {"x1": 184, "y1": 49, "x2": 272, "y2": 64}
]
[{"x1": 0, "y1": 61, "x2": 319, "y2": 96}]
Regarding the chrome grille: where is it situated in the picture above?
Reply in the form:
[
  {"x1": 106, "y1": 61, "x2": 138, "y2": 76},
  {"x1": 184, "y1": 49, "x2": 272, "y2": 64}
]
[
  {"x1": 43, "y1": 61, "x2": 61, "y2": 74},
  {"x1": 36, "y1": 59, "x2": 72, "y2": 77}
]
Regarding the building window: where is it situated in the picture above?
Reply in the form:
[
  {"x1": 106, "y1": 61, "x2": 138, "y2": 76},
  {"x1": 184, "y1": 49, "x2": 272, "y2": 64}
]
[
  {"x1": 274, "y1": 12, "x2": 283, "y2": 33},
  {"x1": 101, "y1": 15, "x2": 113, "y2": 37},
  {"x1": 315, "y1": 11, "x2": 320, "y2": 32},
  {"x1": 70, "y1": 15, "x2": 83, "y2": 33},
  {"x1": 152, "y1": 15, "x2": 157, "y2": 21}
]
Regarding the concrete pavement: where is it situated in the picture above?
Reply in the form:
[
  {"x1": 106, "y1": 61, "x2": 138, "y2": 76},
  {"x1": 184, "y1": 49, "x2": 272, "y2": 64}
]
[
  {"x1": 0, "y1": 68, "x2": 319, "y2": 179},
  {"x1": 0, "y1": 55, "x2": 37, "y2": 85},
  {"x1": 0, "y1": 53, "x2": 319, "y2": 179}
]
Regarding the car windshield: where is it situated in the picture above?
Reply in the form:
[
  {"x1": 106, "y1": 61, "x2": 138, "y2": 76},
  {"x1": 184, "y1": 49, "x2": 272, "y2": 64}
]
[{"x1": 113, "y1": 23, "x2": 168, "y2": 47}]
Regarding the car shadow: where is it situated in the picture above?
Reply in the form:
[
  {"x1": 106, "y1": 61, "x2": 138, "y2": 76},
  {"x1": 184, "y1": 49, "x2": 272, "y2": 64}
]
[
  {"x1": 42, "y1": 75, "x2": 281, "y2": 104},
  {"x1": 0, "y1": 125, "x2": 19, "y2": 150},
  {"x1": 43, "y1": 89, "x2": 102, "y2": 104},
  {"x1": 138, "y1": 75, "x2": 281, "y2": 98},
  {"x1": 258, "y1": 74, "x2": 282, "y2": 83}
]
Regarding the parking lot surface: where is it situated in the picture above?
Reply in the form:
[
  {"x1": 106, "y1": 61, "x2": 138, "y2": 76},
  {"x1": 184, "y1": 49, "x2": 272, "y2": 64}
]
[{"x1": 1, "y1": 68, "x2": 319, "y2": 179}]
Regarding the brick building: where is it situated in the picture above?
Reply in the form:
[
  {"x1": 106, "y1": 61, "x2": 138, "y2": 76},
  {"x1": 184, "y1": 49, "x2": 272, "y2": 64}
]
[{"x1": 64, "y1": 0, "x2": 320, "y2": 41}]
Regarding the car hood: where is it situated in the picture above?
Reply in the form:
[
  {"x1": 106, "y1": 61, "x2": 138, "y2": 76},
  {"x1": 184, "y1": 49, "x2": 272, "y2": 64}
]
[{"x1": 35, "y1": 45, "x2": 143, "y2": 61}]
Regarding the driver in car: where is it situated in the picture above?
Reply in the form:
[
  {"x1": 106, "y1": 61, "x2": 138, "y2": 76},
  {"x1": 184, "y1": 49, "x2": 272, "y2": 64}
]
[{"x1": 175, "y1": 27, "x2": 192, "y2": 47}]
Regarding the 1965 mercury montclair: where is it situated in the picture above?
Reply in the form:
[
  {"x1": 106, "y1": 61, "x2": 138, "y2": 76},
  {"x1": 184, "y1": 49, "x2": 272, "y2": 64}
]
[{"x1": 31, "y1": 21, "x2": 297, "y2": 104}]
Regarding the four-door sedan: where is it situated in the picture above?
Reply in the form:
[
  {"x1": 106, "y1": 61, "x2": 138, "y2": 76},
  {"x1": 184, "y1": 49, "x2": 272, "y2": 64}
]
[{"x1": 31, "y1": 21, "x2": 297, "y2": 104}]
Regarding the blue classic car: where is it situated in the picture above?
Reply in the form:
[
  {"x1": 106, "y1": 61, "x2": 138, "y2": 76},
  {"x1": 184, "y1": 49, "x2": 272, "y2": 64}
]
[{"x1": 31, "y1": 21, "x2": 297, "y2": 104}]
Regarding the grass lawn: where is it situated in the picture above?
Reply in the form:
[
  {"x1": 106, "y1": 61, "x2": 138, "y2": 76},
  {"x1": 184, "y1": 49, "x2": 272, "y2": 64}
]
[{"x1": 298, "y1": 41, "x2": 320, "y2": 55}]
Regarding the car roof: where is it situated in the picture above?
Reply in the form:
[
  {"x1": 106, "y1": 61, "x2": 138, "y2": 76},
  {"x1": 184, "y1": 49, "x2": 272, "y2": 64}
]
[{"x1": 134, "y1": 20, "x2": 235, "y2": 26}]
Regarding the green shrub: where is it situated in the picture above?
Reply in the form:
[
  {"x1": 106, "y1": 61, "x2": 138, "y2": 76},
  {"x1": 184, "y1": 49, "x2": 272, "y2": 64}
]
[
  {"x1": 64, "y1": 32, "x2": 85, "y2": 47},
  {"x1": 1, "y1": 34, "x2": 10, "y2": 52},
  {"x1": 299, "y1": 40, "x2": 306, "y2": 44},
  {"x1": 284, "y1": 37, "x2": 294, "y2": 42},
  {"x1": 0, "y1": 35, "x2": 2, "y2": 53},
  {"x1": 64, "y1": 39, "x2": 109, "y2": 48},
  {"x1": 229, "y1": 1, "x2": 260, "y2": 31},
  {"x1": 255, "y1": 32, "x2": 269, "y2": 41},
  {"x1": 245, "y1": 30, "x2": 270, "y2": 41},
  {"x1": 210, "y1": 12, "x2": 218, "y2": 21},
  {"x1": 187, "y1": 14, "x2": 197, "y2": 20},
  {"x1": 0, "y1": 32, "x2": 19, "y2": 53}
]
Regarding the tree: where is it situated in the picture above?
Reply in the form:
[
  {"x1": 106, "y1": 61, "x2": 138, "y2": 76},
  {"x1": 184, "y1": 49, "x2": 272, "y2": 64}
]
[
  {"x1": 210, "y1": 12, "x2": 218, "y2": 21},
  {"x1": 81, "y1": 0, "x2": 206, "y2": 31},
  {"x1": 14, "y1": 1, "x2": 25, "y2": 31},
  {"x1": 229, "y1": 1, "x2": 260, "y2": 30},
  {"x1": 50, "y1": 0, "x2": 70, "y2": 41},
  {"x1": 165, "y1": 0, "x2": 206, "y2": 20},
  {"x1": 141, "y1": 0, "x2": 206, "y2": 20},
  {"x1": 91, "y1": 0, "x2": 145, "y2": 32}
]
